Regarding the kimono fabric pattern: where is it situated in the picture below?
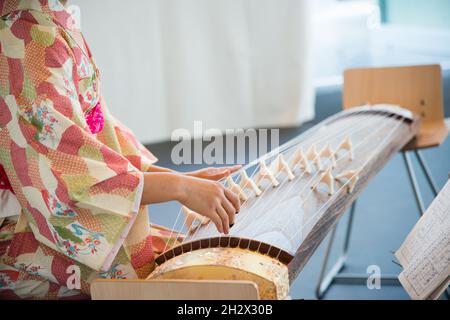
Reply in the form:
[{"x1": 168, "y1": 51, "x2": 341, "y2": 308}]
[{"x1": 0, "y1": 0, "x2": 180, "y2": 299}]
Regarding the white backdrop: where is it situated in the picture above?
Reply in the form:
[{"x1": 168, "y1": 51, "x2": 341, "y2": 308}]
[{"x1": 71, "y1": 0, "x2": 315, "y2": 143}]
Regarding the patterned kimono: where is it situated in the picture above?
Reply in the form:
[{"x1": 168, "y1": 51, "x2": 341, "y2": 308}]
[{"x1": 0, "y1": 0, "x2": 178, "y2": 299}]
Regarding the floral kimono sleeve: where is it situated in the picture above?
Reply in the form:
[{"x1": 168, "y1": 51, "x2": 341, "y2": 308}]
[
  {"x1": 96, "y1": 98, "x2": 158, "y2": 173},
  {"x1": 0, "y1": 19, "x2": 144, "y2": 271}
]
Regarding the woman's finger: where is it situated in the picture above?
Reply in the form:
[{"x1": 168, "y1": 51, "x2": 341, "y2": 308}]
[
  {"x1": 228, "y1": 165, "x2": 242, "y2": 174},
  {"x1": 224, "y1": 188, "x2": 240, "y2": 213},
  {"x1": 221, "y1": 196, "x2": 236, "y2": 226},
  {"x1": 214, "y1": 165, "x2": 241, "y2": 177},
  {"x1": 213, "y1": 168, "x2": 230, "y2": 179},
  {"x1": 209, "y1": 211, "x2": 224, "y2": 234},
  {"x1": 216, "y1": 206, "x2": 230, "y2": 234}
]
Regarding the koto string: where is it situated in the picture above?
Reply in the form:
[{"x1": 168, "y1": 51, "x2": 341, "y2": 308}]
[
  {"x1": 163, "y1": 208, "x2": 183, "y2": 252},
  {"x1": 188, "y1": 110, "x2": 369, "y2": 243},
  {"x1": 164, "y1": 108, "x2": 391, "y2": 254},
  {"x1": 230, "y1": 111, "x2": 383, "y2": 240},
  {"x1": 252, "y1": 113, "x2": 397, "y2": 254},
  {"x1": 278, "y1": 114, "x2": 406, "y2": 257},
  {"x1": 188, "y1": 110, "x2": 374, "y2": 244},
  {"x1": 163, "y1": 154, "x2": 263, "y2": 252},
  {"x1": 269, "y1": 115, "x2": 400, "y2": 255},
  {"x1": 248, "y1": 113, "x2": 392, "y2": 250},
  {"x1": 251, "y1": 112, "x2": 393, "y2": 238},
  {"x1": 256, "y1": 114, "x2": 398, "y2": 255},
  {"x1": 227, "y1": 116, "x2": 368, "y2": 250},
  {"x1": 188, "y1": 110, "x2": 379, "y2": 244},
  {"x1": 181, "y1": 111, "x2": 361, "y2": 244},
  {"x1": 173, "y1": 153, "x2": 263, "y2": 249}
]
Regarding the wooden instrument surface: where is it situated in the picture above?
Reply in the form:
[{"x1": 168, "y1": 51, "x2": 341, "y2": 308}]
[{"x1": 155, "y1": 105, "x2": 420, "y2": 283}]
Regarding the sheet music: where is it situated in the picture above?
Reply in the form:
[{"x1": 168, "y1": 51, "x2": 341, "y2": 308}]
[
  {"x1": 395, "y1": 178, "x2": 450, "y2": 300},
  {"x1": 429, "y1": 276, "x2": 450, "y2": 300}
]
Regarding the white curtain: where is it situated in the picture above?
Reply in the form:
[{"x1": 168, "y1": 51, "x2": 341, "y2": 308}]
[{"x1": 72, "y1": 0, "x2": 314, "y2": 142}]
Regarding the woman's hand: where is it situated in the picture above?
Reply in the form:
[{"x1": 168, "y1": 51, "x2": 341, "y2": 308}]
[
  {"x1": 177, "y1": 175, "x2": 240, "y2": 234},
  {"x1": 185, "y1": 165, "x2": 241, "y2": 181},
  {"x1": 141, "y1": 166, "x2": 242, "y2": 234}
]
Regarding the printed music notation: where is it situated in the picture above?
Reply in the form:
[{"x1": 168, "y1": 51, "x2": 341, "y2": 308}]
[{"x1": 395, "y1": 179, "x2": 450, "y2": 300}]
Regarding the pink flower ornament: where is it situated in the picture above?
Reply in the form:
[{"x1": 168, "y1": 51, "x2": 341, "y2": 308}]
[{"x1": 85, "y1": 102, "x2": 104, "y2": 134}]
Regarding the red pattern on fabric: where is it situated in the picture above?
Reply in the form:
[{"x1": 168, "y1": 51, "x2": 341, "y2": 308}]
[
  {"x1": 0, "y1": 164, "x2": 13, "y2": 192},
  {"x1": 0, "y1": 269, "x2": 19, "y2": 285},
  {"x1": 0, "y1": 0, "x2": 19, "y2": 17},
  {"x1": 130, "y1": 237, "x2": 154, "y2": 270},
  {"x1": 28, "y1": 205, "x2": 55, "y2": 243},
  {"x1": 6, "y1": 232, "x2": 40, "y2": 257},
  {"x1": 45, "y1": 38, "x2": 70, "y2": 68},
  {"x1": 100, "y1": 145, "x2": 130, "y2": 174},
  {"x1": 10, "y1": 11, "x2": 35, "y2": 44},
  {"x1": 94, "y1": 172, "x2": 140, "y2": 193},
  {"x1": 0, "y1": 239, "x2": 12, "y2": 256},
  {"x1": 0, "y1": 289, "x2": 22, "y2": 300},
  {"x1": 53, "y1": 9, "x2": 72, "y2": 29},
  {"x1": 52, "y1": 170, "x2": 72, "y2": 204},
  {"x1": 57, "y1": 125, "x2": 84, "y2": 155},
  {"x1": 125, "y1": 155, "x2": 142, "y2": 170},
  {"x1": 0, "y1": 96, "x2": 12, "y2": 126},
  {"x1": 50, "y1": 252, "x2": 74, "y2": 286},
  {"x1": 7, "y1": 58, "x2": 23, "y2": 96},
  {"x1": 60, "y1": 293, "x2": 91, "y2": 300},
  {"x1": 0, "y1": 96, "x2": 13, "y2": 191},
  {"x1": 10, "y1": 141, "x2": 32, "y2": 187}
]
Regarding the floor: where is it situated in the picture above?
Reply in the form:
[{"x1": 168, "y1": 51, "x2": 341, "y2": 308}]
[{"x1": 145, "y1": 69, "x2": 450, "y2": 300}]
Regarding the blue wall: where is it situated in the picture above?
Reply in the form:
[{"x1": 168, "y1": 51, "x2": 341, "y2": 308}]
[{"x1": 380, "y1": 0, "x2": 450, "y2": 29}]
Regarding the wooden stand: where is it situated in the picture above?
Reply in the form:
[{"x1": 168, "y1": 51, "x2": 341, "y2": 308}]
[
  {"x1": 91, "y1": 279, "x2": 259, "y2": 300},
  {"x1": 316, "y1": 64, "x2": 449, "y2": 299}
]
